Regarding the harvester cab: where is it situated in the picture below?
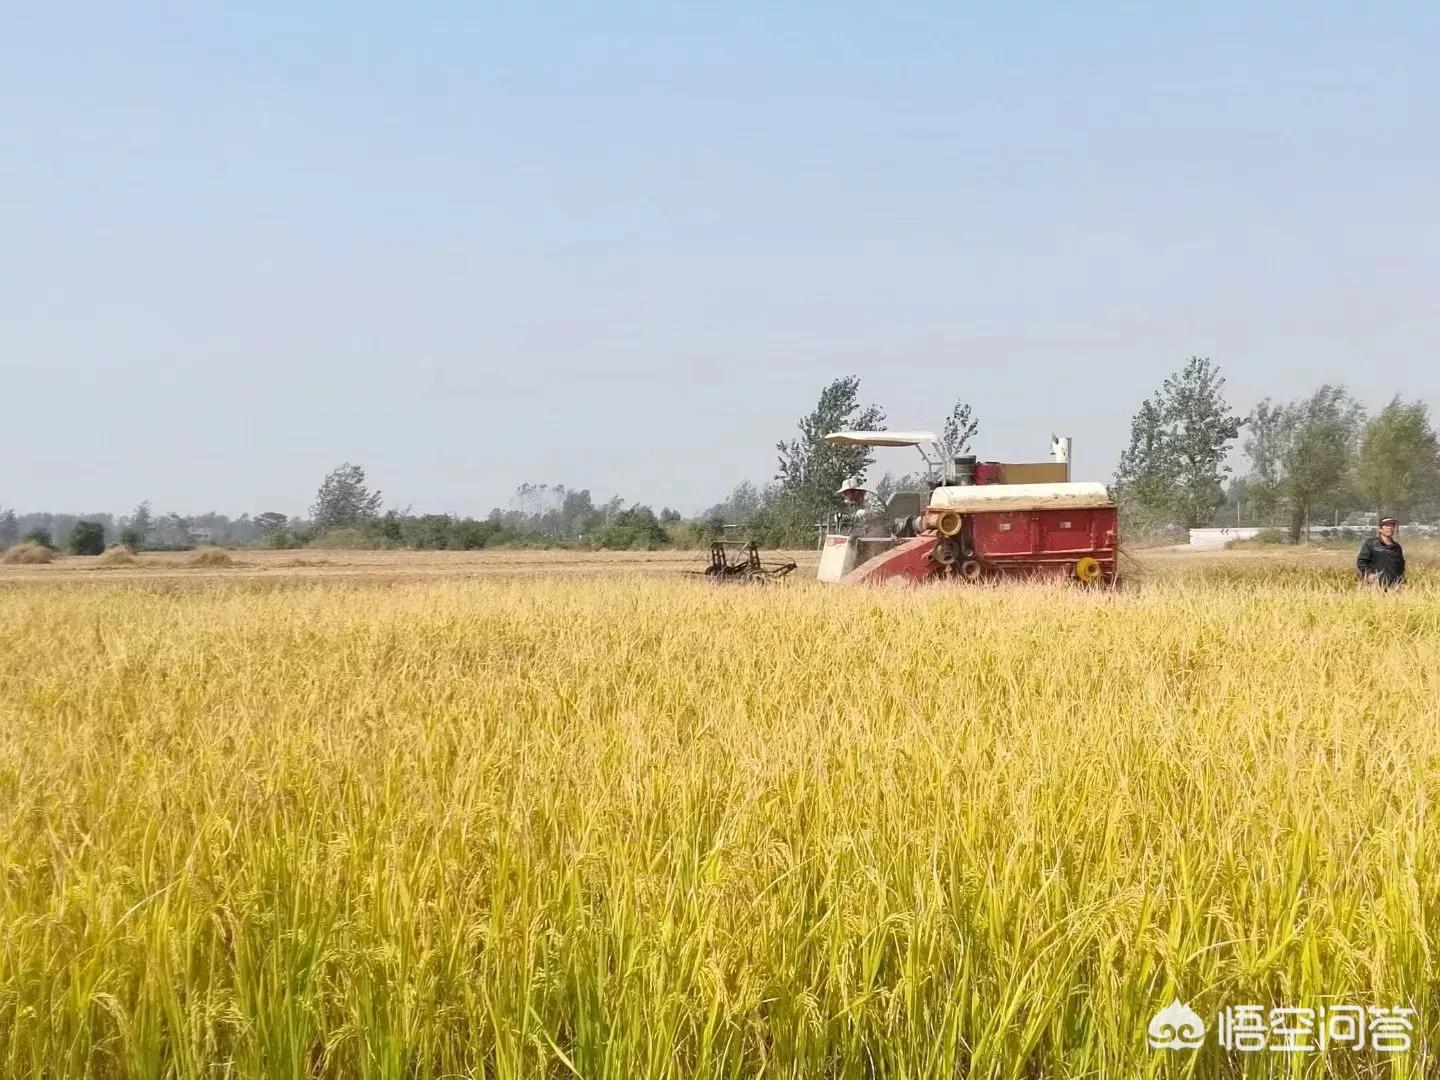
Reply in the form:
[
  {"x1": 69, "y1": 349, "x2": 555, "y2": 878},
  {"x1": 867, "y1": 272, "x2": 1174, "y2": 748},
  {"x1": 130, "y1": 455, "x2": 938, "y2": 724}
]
[
  {"x1": 818, "y1": 431, "x2": 940, "y2": 583},
  {"x1": 817, "y1": 430, "x2": 1118, "y2": 586}
]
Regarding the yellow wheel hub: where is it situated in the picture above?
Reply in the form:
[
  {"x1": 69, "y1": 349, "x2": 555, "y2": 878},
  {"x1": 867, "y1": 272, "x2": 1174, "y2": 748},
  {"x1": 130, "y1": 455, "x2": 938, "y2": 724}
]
[{"x1": 1075, "y1": 556, "x2": 1101, "y2": 583}]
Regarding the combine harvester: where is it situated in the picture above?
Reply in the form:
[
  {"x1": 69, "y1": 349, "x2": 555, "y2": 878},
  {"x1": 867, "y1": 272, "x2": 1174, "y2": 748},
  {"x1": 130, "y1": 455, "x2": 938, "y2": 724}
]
[{"x1": 818, "y1": 431, "x2": 1119, "y2": 586}]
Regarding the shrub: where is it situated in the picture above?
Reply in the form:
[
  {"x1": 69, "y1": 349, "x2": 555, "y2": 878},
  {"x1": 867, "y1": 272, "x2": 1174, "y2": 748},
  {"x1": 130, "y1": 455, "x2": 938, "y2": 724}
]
[
  {"x1": 1, "y1": 542, "x2": 54, "y2": 565},
  {"x1": 404, "y1": 514, "x2": 454, "y2": 550},
  {"x1": 21, "y1": 528, "x2": 54, "y2": 550},
  {"x1": 591, "y1": 506, "x2": 670, "y2": 550},
  {"x1": 68, "y1": 521, "x2": 106, "y2": 556},
  {"x1": 265, "y1": 528, "x2": 305, "y2": 550},
  {"x1": 369, "y1": 512, "x2": 405, "y2": 547},
  {"x1": 664, "y1": 520, "x2": 720, "y2": 549},
  {"x1": 448, "y1": 518, "x2": 500, "y2": 550}
]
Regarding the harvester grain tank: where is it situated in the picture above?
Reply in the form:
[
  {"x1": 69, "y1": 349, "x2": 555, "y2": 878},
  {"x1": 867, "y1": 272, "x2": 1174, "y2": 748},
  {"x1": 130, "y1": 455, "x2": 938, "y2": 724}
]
[{"x1": 817, "y1": 431, "x2": 1119, "y2": 585}]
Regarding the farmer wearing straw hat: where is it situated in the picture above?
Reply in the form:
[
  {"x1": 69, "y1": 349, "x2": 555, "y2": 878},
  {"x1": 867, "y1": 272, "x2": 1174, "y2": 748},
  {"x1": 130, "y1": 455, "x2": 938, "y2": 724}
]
[
  {"x1": 836, "y1": 476, "x2": 888, "y2": 537},
  {"x1": 1357, "y1": 517, "x2": 1406, "y2": 587}
]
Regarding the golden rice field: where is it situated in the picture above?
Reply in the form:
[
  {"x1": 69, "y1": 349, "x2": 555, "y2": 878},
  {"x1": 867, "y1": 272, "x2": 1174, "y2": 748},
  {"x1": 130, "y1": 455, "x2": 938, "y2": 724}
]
[{"x1": 2, "y1": 552, "x2": 1439, "y2": 1078}]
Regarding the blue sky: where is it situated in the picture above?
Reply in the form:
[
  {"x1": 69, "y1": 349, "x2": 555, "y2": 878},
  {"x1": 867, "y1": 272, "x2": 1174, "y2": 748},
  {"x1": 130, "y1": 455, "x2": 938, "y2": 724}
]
[{"x1": 4, "y1": 4, "x2": 1437, "y2": 517}]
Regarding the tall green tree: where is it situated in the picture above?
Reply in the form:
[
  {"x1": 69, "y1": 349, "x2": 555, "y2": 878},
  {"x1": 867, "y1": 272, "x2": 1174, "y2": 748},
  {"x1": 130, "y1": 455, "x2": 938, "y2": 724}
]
[
  {"x1": 936, "y1": 399, "x2": 980, "y2": 466},
  {"x1": 775, "y1": 376, "x2": 885, "y2": 531},
  {"x1": 310, "y1": 464, "x2": 384, "y2": 530},
  {"x1": 119, "y1": 500, "x2": 153, "y2": 550},
  {"x1": 0, "y1": 508, "x2": 17, "y2": 548},
  {"x1": 1113, "y1": 394, "x2": 1177, "y2": 528},
  {"x1": 704, "y1": 480, "x2": 763, "y2": 525},
  {"x1": 159, "y1": 513, "x2": 193, "y2": 548},
  {"x1": 254, "y1": 512, "x2": 289, "y2": 536},
  {"x1": 1114, "y1": 358, "x2": 1243, "y2": 528},
  {"x1": 1160, "y1": 358, "x2": 1244, "y2": 527},
  {"x1": 1243, "y1": 399, "x2": 1286, "y2": 524},
  {"x1": 1276, "y1": 385, "x2": 1365, "y2": 541},
  {"x1": 1355, "y1": 396, "x2": 1440, "y2": 523}
]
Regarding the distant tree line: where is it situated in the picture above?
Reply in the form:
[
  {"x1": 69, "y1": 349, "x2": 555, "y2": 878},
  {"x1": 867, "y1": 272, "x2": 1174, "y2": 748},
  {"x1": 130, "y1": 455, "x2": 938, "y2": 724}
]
[
  {"x1": 15, "y1": 363, "x2": 1429, "y2": 557},
  {"x1": 1115, "y1": 358, "x2": 1440, "y2": 540},
  {"x1": 259, "y1": 466, "x2": 683, "y2": 551},
  {"x1": 0, "y1": 505, "x2": 283, "y2": 553},
  {"x1": 3, "y1": 376, "x2": 978, "y2": 554}
]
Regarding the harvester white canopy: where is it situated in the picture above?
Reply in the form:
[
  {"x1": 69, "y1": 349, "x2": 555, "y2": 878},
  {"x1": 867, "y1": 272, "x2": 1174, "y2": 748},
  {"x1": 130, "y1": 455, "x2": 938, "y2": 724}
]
[
  {"x1": 823, "y1": 430, "x2": 938, "y2": 447},
  {"x1": 928, "y1": 481, "x2": 1112, "y2": 512}
]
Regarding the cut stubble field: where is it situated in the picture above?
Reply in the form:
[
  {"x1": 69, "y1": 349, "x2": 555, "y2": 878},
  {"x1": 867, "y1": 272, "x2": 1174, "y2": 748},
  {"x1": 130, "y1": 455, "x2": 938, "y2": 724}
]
[{"x1": 2, "y1": 548, "x2": 1439, "y2": 1078}]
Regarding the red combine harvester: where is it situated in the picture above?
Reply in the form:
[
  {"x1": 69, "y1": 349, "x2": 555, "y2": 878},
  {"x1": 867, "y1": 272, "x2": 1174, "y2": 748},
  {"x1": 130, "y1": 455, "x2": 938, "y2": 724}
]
[{"x1": 817, "y1": 431, "x2": 1119, "y2": 586}]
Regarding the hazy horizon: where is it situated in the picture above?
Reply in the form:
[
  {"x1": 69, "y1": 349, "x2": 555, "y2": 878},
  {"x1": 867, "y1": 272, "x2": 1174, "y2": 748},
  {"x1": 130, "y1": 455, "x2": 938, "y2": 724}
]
[{"x1": 5, "y1": 5, "x2": 1437, "y2": 519}]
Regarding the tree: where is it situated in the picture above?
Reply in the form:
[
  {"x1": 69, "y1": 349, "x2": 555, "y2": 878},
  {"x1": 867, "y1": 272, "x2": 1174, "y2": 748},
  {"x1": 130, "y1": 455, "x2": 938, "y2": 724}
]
[
  {"x1": 1222, "y1": 476, "x2": 1249, "y2": 524},
  {"x1": 592, "y1": 504, "x2": 669, "y2": 550},
  {"x1": 407, "y1": 514, "x2": 454, "y2": 549},
  {"x1": 872, "y1": 472, "x2": 899, "y2": 505},
  {"x1": 22, "y1": 528, "x2": 54, "y2": 550},
  {"x1": 1160, "y1": 358, "x2": 1244, "y2": 527},
  {"x1": 936, "y1": 399, "x2": 980, "y2": 466},
  {"x1": 1243, "y1": 399, "x2": 1286, "y2": 524},
  {"x1": 1276, "y1": 385, "x2": 1365, "y2": 542},
  {"x1": 0, "y1": 508, "x2": 17, "y2": 548},
  {"x1": 119, "y1": 500, "x2": 152, "y2": 550},
  {"x1": 775, "y1": 377, "x2": 885, "y2": 535},
  {"x1": 449, "y1": 518, "x2": 502, "y2": 550},
  {"x1": 69, "y1": 521, "x2": 106, "y2": 556},
  {"x1": 255, "y1": 511, "x2": 289, "y2": 536},
  {"x1": 1113, "y1": 394, "x2": 1177, "y2": 528},
  {"x1": 1355, "y1": 397, "x2": 1440, "y2": 524},
  {"x1": 1114, "y1": 358, "x2": 1243, "y2": 528},
  {"x1": 159, "y1": 513, "x2": 192, "y2": 548},
  {"x1": 560, "y1": 489, "x2": 596, "y2": 536},
  {"x1": 310, "y1": 464, "x2": 383, "y2": 530},
  {"x1": 373, "y1": 510, "x2": 405, "y2": 547},
  {"x1": 704, "y1": 480, "x2": 764, "y2": 525}
]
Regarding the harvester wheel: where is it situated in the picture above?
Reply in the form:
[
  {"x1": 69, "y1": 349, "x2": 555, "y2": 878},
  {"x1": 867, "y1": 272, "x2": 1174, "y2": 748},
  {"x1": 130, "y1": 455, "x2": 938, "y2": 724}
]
[
  {"x1": 1074, "y1": 556, "x2": 1101, "y2": 584},
  {"x1": 959, "y1": 559, "x2": 982, "y2": 581},
  {"x1": 932, "y1": 538, "x2": 961, "y2": 566}
]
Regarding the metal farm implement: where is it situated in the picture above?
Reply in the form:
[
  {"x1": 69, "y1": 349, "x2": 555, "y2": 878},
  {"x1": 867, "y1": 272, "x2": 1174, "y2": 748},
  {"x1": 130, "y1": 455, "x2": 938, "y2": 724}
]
[{"x1": 688, "y1": 541, "x2": 797, "y2": 585}]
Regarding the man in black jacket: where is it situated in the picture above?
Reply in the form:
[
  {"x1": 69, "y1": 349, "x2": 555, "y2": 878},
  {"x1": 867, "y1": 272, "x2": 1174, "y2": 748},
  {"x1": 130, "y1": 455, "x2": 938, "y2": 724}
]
[{"x1": 1357, "y1": 517, "x2": 1405, "y2": 587}]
